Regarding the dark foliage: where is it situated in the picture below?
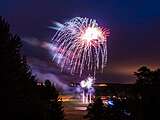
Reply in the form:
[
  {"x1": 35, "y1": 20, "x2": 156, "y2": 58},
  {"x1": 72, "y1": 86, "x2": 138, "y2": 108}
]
[
  {"x1": 134, "y1": 66, "x2": 160, "y2": 120},
  {"x1": 0, "y1": 16, "x2": 64, "y2": 120},
  {"x1": 84, "y1": 97, "x2": 133, "y2": 120},
  {"x1": 0, "y1": 16, "x2": 42, "y2": 120},
  {"x1": 84, "y1": 97, "x2": 108, "y2": 120},
  {"x1": 41, "y1": 80, "x2": 64, "y2": 120}
]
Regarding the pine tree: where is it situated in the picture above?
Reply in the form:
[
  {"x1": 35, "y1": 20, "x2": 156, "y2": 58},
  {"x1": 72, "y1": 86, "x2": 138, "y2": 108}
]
[
  {"x1": 43, "y1": 80, "x2": 64, "y2": 120},
  {"x1": 0, "y1": 16, "x2": 65, "y2": 120},
  {"x1": 134, "y1": 66, "x2": 160, "y2": 120},
  {"x1": 0, "y1": 16, "x2": 43, "y2": 120},
  {"x1": 84, "y1": 97, "x2": 108, "y2": 120}
]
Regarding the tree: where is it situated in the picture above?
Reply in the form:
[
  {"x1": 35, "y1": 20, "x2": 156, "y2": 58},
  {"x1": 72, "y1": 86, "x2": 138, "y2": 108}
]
[
  {"x1": 35, "y1": 80, "x2": 64, "y2": 120},
  {"x1": 49, "y1": 85, "x2": 64, "y2": 120},
  {"x1": 134, "y1": 66, "x2": 160, "y2": 99},
  {"x1": 42, "y1": 80, "x2": 64, "y2": 120},
  {"x1": 0, "y1": 16, "x2": 43, "y2": 120},
  {"x1": 135, "y1": 66, "x2": 152, "y2": 82},
  {"x1": 134, "y1": 66, "x2": 160, "y2": 120},
  {"x1": 84, "y1": 97, "x2": 108, "y2": 120},
  {"x1": 85, "y1": 97, "x2": 133, "y2": 120},
  {"x1": 152, "y1": 68, "x2": 160, "y2": 85},
  {"x1": 0, "y1": 16, "x2": 65, "y2": 120}
]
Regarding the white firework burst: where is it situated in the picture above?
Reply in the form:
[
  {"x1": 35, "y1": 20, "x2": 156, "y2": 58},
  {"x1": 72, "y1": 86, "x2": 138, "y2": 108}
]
[{"x1": 51, "y1": 17, "x2": 110, "y2": 77}]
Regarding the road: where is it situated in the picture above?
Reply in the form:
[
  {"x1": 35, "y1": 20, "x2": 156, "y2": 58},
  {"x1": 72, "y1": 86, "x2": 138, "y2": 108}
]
[{"x1": 61, "y1": 95, "x2": 88, "y2": 120}]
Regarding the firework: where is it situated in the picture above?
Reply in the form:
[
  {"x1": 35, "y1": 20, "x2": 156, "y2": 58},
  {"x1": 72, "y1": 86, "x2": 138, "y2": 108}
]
[
  {"x1": 80, "y1": 76, "x2": 95, "y2": 104},
  {"x1": 51, "y1": 17, "x2": 110, "y2": 77}
]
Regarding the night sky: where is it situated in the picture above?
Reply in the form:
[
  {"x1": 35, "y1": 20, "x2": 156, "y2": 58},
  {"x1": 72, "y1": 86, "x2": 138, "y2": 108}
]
[{"x1": 1, "y1": 0, "x2": 160, "y2": 86}]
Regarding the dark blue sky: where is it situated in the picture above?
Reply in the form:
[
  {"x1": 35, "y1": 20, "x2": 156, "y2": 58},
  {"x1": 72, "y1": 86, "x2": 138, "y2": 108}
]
[{"x1": 1, "y1": 0, "x2": 160, "y2": 85}]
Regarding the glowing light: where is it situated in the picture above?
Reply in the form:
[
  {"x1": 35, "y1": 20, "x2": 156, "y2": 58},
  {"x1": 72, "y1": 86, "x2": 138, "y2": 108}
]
[
  {"x1": 74, "y1": 107, "x2": 87, "y2": 111},
  {"x1": 108, "y1": 100, "x2": 114, "y2": 106},
  {"x1": 50, "y1": 17, "x2": 110, "y2": 76},
  {"x1": 86, "y1": 77, "x2": 93, "y2": 89},
  {"x1": 81, "y1": 27, "x2": 104, "y2": 43},
  {"x1": 93, "y1": 83, "x2": 108, "y2": 87},
  {"x1": 80, "y1": 80, "x2": 86, "y2": 88},
  {"x1": 79, "y1": 77, "x2": 94, "y2": 104},
  {"x1": 80, "y1": 77, "x2": 94, "y2": 89}
]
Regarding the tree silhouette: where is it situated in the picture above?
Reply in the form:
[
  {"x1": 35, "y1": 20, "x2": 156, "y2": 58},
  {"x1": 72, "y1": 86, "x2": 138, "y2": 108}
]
[
  {"x1": 0, "y1": 16, "x2": 65, "y2": 120},
  {"x1": 134, "y1": 66, "x2": 160, "y2": 120},
  {"x1": 134, "y1": 66, "x2": 160, "y2": 100},
  {"x1": 134, "y1": 66, "x2": 152, "y2": 92},
  {"x1": 84, "y1": 97, "x2": 108, "y2": 120},
  {"x1": 85, "y1": 97, "x2": 134, "y2": 120},
  {"x1": 42, "y1": 80, "x2": 64, "y2": 120},
  {"x1": 0, "y1": 16, "x2": 45, "y2": 120}
]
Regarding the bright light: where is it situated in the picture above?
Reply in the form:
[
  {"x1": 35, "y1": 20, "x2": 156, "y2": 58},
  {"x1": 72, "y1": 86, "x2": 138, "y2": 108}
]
[
  {"x1": 80, "y1": 80, "x2": 86, "y2": 88},
  {"x1": 81, "y1": 27, "x2": 103, "y2": 43},
  {"x1": 86, "y1": 77, "x2": 93, "y2": 89},
  {"x1": 80, "y1": 77, "x2": 94, "y2": 89},
  {"x1": 51, "y1": 17, "x2": 110, "y2": 77},
  {"x1": 79, "y1": 77, "x2": 94, "y2": 104},
  {"x1": 108, "y1": 100, "x2": 114, "y2": 106}
]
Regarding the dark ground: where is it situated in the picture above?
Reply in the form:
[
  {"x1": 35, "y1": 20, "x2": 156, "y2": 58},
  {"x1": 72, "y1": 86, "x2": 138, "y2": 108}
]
[{"x1": 62, "y1": 95, "x2": 87, "y2": 120}]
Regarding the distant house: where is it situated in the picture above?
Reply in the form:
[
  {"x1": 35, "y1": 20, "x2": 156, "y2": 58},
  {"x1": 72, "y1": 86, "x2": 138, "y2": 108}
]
[
  {"x1": 94, "y1": 83, "x2": 134, "y2": 98},
  {"x1": 69, "y1": 82, "x2": 134, "y2": 98}
]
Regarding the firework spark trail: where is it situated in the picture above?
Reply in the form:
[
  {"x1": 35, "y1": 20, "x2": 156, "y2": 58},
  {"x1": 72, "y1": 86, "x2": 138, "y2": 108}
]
[{"x1": 51, "y1": 17, "x2": 110, "y2": 77}]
